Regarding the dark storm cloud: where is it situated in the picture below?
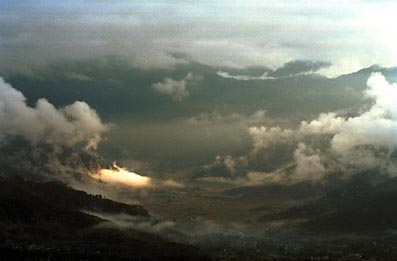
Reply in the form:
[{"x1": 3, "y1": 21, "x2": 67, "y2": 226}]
[{"x1": 4, "y1": 57, "x2": 365, "y2": 121}]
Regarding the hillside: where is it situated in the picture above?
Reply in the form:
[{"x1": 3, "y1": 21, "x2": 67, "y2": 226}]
[
  {"x1": 0, "y1": 177, "x2": 209, "y2": 260},
  {"x1": 259, "y1": 174, "x2": 397, "y2": 233}
]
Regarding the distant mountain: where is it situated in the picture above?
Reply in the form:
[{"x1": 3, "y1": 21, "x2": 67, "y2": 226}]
[
  {"x1": 335, "y1": 64, "x2": 397, "y2": 91},
  {"x1": 351, "y1": 64, "x2": 397, "y2": 76},
  {"x1": 0, "y1": 177, "x2": 209, "y2": 260}
]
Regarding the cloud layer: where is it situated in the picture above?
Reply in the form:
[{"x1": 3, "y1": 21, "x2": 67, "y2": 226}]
[{"x1": 1, "y1": 1, "x2": 396, "y2": 76}]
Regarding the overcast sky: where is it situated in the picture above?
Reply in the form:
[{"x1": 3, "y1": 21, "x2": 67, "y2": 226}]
[{"x1": 1, "y1": 0, "x2": 396, "y2": 76}]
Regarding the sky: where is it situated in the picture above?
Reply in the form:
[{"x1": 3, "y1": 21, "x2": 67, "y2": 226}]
[
  {"x1": 1, "y1": 0, "x2": 397, "y2": 77},
  {"x1": 0, "y1": 0, "x2": 396, "y2": 185}
]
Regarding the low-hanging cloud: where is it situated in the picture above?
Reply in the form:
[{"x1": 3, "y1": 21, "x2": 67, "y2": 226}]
[
  {"x1": 300, "y1": 73, "x2": 397, "y2": 154},
  {"x1": 152, "y1": 73, "x2": 201, "y2": 101},
  {"x1": 248, "y1": 73, "x2": 397, "y2": 180},
  {"x1": 201, "y1": 73, "x2": 397, "y2": 186},
  {"x1": 85, "y1": 211, "x2": 176, "y2": 235},
  {"x1": 216, "y1": 60, "x2": 331, "y2": 80},
  {"x1": 249, "y1": 126, "x2": 294, "y2": 151},
  {"x1": 248, "y1": 143, "x2": 326, "y2": 186},
  {"x1": 0, "y1": 77, "x2": 108, "y2": 149},
  {"x1": 293, "y1": 143, "x2": 325, "y2": 180},
  {"x1": 187, "y1": 110, "x2": 267, "y2": 125},
  {"x1": 199, "y1": 155, "x2": 248, "y2": 179}
]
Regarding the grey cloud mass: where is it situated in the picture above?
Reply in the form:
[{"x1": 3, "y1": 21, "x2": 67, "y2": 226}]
[
  {"x1": 1, "y1": 1, "x2": 397, "y2": 76},
  {"x1": 4, "y1": 56, "x2": 394, "y2": 175}
]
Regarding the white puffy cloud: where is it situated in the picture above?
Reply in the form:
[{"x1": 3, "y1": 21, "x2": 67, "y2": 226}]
[
  {"x1": 244, "y1": 73, "x2": 397, "y2": 182},
  {"x1": 152, "y1": 73, "x2": 200, "y2": 101},
  {"x1": 293, "y1": 143, "x2": 325, "y2": 180},
  {"x1": 300, "y1": 73, "x2": 397, "y2": 154},
  {"x1": 234, "y1": 143, "x2": 325, "y2": 186},
  {"x1": 0, "y1": 77, "x2": 108, "y2": 149},
  {"x1": 299, "y1": 112, "x2": 345, "y2": 135},
  {"x1": 200, "y1": 155, "x2": 248, "y2": 179},
  {"x1": 249, "y1": 126, "x2": 293, "y2": 151},
  {"x1": 366, "y1": 73, "x2": 397, "y2": 116}
]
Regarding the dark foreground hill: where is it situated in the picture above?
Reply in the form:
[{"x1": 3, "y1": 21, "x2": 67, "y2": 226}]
[
  {"x1": 259, "y1": 174, "x2": 397, "y2": 233},
  {"x1": 0, "y1": 178, "x2": 209, "y2": 261}
]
